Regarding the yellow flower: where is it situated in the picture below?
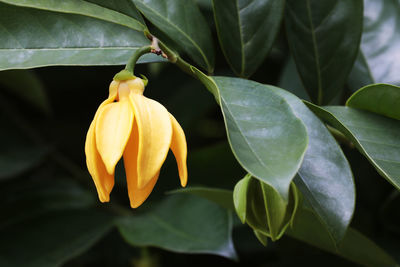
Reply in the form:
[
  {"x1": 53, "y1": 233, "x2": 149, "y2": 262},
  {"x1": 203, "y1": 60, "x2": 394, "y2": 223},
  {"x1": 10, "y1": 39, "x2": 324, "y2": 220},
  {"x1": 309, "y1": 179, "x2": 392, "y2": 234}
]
[{"x1": 85, "y1": 77, "x2": 187, "y2": 208}]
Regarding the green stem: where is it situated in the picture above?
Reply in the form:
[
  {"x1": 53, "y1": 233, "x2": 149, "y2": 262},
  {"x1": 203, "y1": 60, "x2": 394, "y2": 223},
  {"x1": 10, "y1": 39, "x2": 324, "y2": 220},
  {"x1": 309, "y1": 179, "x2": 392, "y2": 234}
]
[
  {"x1": 326, "y1": 125, "x2": 354, "y2": 148},
  {"x1": 125, "y1": 45, "x2": 152, "y2": 74},
  {"x1": 157, "y1": 40, "x2": 197, "y2": 78}
]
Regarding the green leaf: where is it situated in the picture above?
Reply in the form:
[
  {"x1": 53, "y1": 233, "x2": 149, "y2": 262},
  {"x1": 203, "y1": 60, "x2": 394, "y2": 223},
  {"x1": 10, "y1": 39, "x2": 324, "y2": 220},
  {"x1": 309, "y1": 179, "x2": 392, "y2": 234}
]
[
  {"x1": 133, "y1": 0, "x2": 215, "y2": 72},
  {"x1": 348, "y1": 0, "x2": 400, "y2": 91},
  {"x1": 270, "y1": 87, "x2": 355, "y2": 244},
  {"x1": 0, "y1": 3, "x2": 160, "y2": 70},
  {"x1": 169, "y1": 187, "x2": 234, "y2": 211},
  {"x1": 0, "y1": 178, "x2": 94, "y2": 229},
  {"x1": 212, "y1": 0, "x2": 285, "y2": 77},
  {"x1": 287, "y1": 207, "x2": 398, "y2": 267},
  {"x1": 285, "y1": 0, "x2": 363, "y2": 104},
  {"x1": 117, "y1": 194, "x2": 237, "y2": 260},
  {"x1": 0, "y1": 70, "x2": 50, "y2": 114},
  {"x1": 346, "y1": 83, "x2": 400, "y2": 120},
  {"x1": 0, "y1": 209, "x2": 114, "y2": 267},
  {"x1": 0, "y1": 0, "x2": 146, "y2": 31},
  {"x1": 306, "y1": 103, "x2": 400, "y2": 191},
  {"x1": 195, "y1": 75, "x2": 308, "y2": 200}
]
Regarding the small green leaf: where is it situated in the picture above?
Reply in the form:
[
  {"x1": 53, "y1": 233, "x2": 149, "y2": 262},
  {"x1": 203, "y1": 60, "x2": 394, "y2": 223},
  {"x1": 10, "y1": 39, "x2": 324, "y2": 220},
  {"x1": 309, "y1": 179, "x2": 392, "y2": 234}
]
[
  {"x1": 285, "y1": 0, "x2": 363, "y2": 104},
  {"x1": 117, "y1": 194, "x2": 237, "y2": 260},
  {"x1": 346, "y1": 83, "x2": 400, "y2": 120},
  {"x1": 202, "y1": 76, "x2": 308, "y2": 200},
  {"x1": 306, "y1": 103, "x2": 400, "y2": 191},
  {"x1": 0, "y1": 70, "x2": 50, "y2": 114},
  {"x1": 0, "y1": 209, "x2": 113, "y2": 267},
  {"x1": 288, "y1": 207, "x2": 398, "y2": 267},
  {"x1": 270, "y1": 87, "x2": 355, "y2": 244},
  {"x1": 212, "y1": 0, "x2": 285, "y2": 77},
  {"x1": 0, "y1": 3, "x2": 160, "y2": 70},
  {"x1": 253, "y1": 230, "x2": 268, "y2": 246},
  {"x1": 133, "y1": 0, "x2": 215, "y2": 72},
  {"x1": 233, "y1": 173, "x2": 252, "y2": 223},
  {"x1": 234, "y1": 175, "x2": 300, "y2": 242},
  {"x1": 348, "y1": 0, "x2": 400, "y2": 90},
  {"x1": 0, "y1": 0, "x2": 146, "y2": 31}
]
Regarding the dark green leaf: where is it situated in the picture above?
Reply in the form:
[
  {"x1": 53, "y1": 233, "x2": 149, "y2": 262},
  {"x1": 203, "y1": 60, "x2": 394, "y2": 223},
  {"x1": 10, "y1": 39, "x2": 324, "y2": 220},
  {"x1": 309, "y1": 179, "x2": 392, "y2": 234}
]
[
  {"x1": 306, "y1": 103, "x2": 400, "y2": 191},
  {"x1": 346, "y1": 83, "x2": 400, "y2": 120},
  {"x1": 169, "y1": 187, "x2": 234, "y2": 211},
  {"x1": 212, "y1": 0, "x2": 284, "y2": 77},
  {"x1": 0, "y1": 70, "x2": 50, "y2": 113},
  {"x1": 0, "y1": 116, "x2": 48, "y2": 180},
  {"x1": 0, "y1": 3, "x2": 160, "y2": 70},
  {"x1": 348, "y1": 0, "x2": 400, "y2": 90},
  {"x1": 0, "y1": 0, "x2": 146, "y2": 31},
  {"x1": 117, "y1": 194, "x2": 237, "y2": 259},
  {"x1": 196, "y1": 75, "x2": 308, "y2": 200},
  {"x1": 186, "y1": 142, "x2": 246, "y2": 189},
  {"x1": 288, "y1": 207, "x2": 398, "y2": 267},
  {"x1": 0, "y1": 178, "x2": 94, "y2": 228},
  {"x1": 0, "y1": 209, "x2": 114, "y2": 267},
  {"x1": 133, "y1": 0, "x2": 215, "y2": 72},
  {"x1": 270, "y1": 87, "x2": 355, "y2": 244},
  {"x1": 285, "y1": 0, "x2": 363, "y2": 104},
  {"x1": 278, "y1": 58, "x2": 310, "y2": 101}
]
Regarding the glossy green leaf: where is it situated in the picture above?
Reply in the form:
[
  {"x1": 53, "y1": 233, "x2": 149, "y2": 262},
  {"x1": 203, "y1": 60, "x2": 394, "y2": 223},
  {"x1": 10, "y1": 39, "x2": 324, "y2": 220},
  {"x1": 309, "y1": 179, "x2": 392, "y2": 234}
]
[
  {"x1": 133, "y1": 0, "x2": 215, "y2": 72},
  {"x1": 288, "y1": 207, "x2": 398, "y2": 267},
  {"x1": 0, "y1": 209, "x2": 113, "y2": 267},
  {"x1": 346, "y1": 83, "x2": 400, "y2": 120},
  {"x1": 198, "y1": 76, "x2": 308, "y2": 200},
  {"x1": 270, "y1": 87, "x2": 355, "y2": 244},
  {"x1": 169, "y1": 187, "x2": 234, "y2": 211},
  {"x1": 0, "y1": 3, "x2": 160, "y2": 70},
  {"x1": 0, "y1": 0, "x2": 146, "y2": 31},
  {"x1": 348, "y1": 0, "x2": 400, "y2": 90},
  {"x1": 117, "y1": 194, "x2": 237, "y2": 260},
  {"x1": 285, "y1": 0, "x2": 363, "y2": 104},
  {"x1": 0, "y1": 178, "x2": 94, "y2": 229},
  {"x1": 306, "y1": 104, "x2": 400, "y2": 190},
  {"x1": 212, "y1": 0, "x2": 285, "y2": 77},
  {"x1": 0, "y1": 70, "x2": 50, "y2": 113}
]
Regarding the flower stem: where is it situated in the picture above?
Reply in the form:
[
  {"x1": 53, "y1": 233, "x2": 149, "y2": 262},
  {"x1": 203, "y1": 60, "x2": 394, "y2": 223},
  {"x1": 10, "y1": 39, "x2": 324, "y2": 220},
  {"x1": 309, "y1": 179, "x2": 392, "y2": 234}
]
[{"x1": 125, "y1": 45, "x2": 152, "y2": 74}]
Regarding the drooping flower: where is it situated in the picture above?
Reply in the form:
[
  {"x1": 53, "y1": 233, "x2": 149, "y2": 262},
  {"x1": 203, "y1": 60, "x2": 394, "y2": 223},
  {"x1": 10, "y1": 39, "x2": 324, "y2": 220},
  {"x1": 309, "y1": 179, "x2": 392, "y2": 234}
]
[{"x1": 85, "y1": 77, "x2": 187, "y2": 208}]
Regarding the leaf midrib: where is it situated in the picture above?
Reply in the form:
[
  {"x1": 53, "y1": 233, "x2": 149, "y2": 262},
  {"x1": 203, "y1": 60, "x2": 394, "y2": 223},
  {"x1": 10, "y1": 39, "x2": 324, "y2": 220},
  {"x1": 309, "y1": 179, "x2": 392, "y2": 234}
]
[{"x1": 305, "y1": 0, "x2": 323, "y2": 104}]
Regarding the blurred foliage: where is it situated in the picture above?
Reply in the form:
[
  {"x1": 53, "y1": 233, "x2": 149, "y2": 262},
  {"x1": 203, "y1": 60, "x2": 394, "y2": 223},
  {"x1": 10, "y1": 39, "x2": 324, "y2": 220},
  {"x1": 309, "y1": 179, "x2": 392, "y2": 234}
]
[{"x1": 0, "y1": 0, "x2": 400, "y2": 266}]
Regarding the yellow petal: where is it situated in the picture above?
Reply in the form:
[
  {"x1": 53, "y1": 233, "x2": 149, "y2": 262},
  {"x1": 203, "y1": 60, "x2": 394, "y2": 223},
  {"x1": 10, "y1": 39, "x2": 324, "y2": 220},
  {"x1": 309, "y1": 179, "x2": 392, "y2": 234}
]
[
  {"x1": 123, "y1": 122, "x2": 160, "y2": 208},
  {"x1": 84, "y1": 82, "x2": 119, "y2": 202},
  {"x1": 169, "y1": 113, "x2": 188, "y2": 187},
  {"x1": 95, "y1": 99, "x2": 134, "y2": 175},
  {"x1": 130, "y1": 94, "x2": 172, "y2": 189},
  {"x1": 108, "y1": 80, "x2": 119, "y2": 99},
  {"x1": 85, "y1": 120, "x2": 114, "y2": 202}
]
